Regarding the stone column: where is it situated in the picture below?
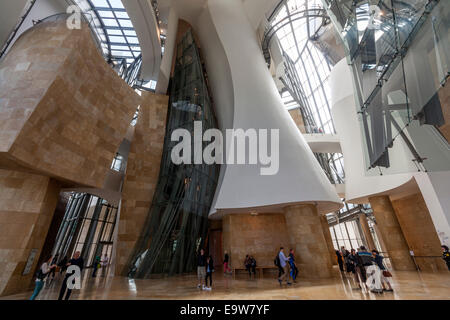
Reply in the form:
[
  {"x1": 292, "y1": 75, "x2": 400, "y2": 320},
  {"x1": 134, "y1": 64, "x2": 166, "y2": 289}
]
[
  {"x1": 116, "y1": 92, "x2": 169, "y2": 276},
  {"x1": 369, "y1": 196, "x2": 416, "y2": 271},
  {"x1": 0, "y1": 169, "x2": 60, "y2": 297},
  {"x1": 391, "y1": 193, "x2": 448, "y2": 272},
  {"x1": 222, "y1": 213, "x2": 291, "y2": 269},
  {"x1": 284, "y1": 204, "x2": 333, "y2": 278},
  {"x1": 358, "y1": 214, "x2": 376, "y2": 251},
  {"x1": 320, "y1": 214, "x2": 337, "y2": 265}
]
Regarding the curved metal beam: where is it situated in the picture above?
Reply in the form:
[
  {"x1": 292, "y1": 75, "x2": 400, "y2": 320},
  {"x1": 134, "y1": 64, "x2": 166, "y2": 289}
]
[{"x1": 262, "y1": 8, "x2": 329, "y2": 66}]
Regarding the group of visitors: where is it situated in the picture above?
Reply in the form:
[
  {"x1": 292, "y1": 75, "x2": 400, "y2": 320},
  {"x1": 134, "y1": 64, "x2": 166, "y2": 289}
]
[
  {"x1": 92, "y1": 254, "x2": 110, "y2": 278},
  {"x1": 244, "y1": 255, "x2": 257, "y2": 277},
  {"x1": 335, "y1": 246, "x2": 393, "y2": 293},
  {"x1": 275, "y1": 247, "x2": 298, "y2": 286},
  {"x1": 30, "y1": 251, "x2": 109, "y2": 300}
]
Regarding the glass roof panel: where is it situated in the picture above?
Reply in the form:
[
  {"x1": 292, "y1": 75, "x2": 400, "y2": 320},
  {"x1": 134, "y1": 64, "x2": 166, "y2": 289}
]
[{"x1": 73, "y1": 0, "x2": 143, "y2": 66}]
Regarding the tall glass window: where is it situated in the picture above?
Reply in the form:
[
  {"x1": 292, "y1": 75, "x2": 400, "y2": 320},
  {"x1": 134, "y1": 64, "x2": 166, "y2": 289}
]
[
  {"x1": 52, "y1": 193, "x2": 118, "y2": 268},
  {"x1": 329, "y1": 220, "x2": 364, "y2": 250},
  {"x1": 127, "y1": 30, "x2": 220, "y2": 278},
  {"x1": 270, "y1": 0, "x2": 345, "y2": 183}
]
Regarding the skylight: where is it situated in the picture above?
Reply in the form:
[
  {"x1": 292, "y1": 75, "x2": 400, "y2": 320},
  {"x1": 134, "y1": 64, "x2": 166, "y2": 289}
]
[{"x1": 73, "y1": 0, "x2": 142, "y2": 67}]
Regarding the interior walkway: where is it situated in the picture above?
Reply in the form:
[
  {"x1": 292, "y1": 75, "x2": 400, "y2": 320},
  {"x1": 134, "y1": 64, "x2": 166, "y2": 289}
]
[{"x1": 2, "y1": 267, "x2": 450, "y2": 300}]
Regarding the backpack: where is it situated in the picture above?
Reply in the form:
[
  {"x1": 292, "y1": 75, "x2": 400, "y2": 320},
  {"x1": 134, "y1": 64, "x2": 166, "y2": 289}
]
[
  {"x1": 274, "y1": 254, "x2": 280, "y2": 267},
  {"x1": 36, "y1": 268, "x2": 46, "y2": 281}
]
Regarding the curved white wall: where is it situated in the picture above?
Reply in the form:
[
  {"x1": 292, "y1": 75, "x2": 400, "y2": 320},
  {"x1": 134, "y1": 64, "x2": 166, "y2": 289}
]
[
  {"x1": 124, "y1": 0, "x2": 162, "y2": 81},
  {"x1": 1, "y1": 0, "x2": 66, "y2": 57},
  {"x1": 204, "y1": 0, "x2": 341, "y2": 216},
  {"x1": 156, "y1": 7, "x2": 178, "y2": 94},
  {"x1": 0, "y1": 0, "x2": 28, "y2": 49},
  {"x1": 193, "y1": 3, "x2": 236, "y2": 217},
  {"x1": 332, "y1": 58, "x2": 450, "y2": 243}
]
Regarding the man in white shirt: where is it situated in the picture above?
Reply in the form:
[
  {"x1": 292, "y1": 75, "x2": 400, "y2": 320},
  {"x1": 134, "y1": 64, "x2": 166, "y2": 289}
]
[{"x1": 278, "y1": 247, "x2": 292, "y2": 285}]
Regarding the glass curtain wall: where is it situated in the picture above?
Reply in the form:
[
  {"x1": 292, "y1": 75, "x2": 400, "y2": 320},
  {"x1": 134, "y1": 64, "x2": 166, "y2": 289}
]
[
  {"x1": 71, "y1": 0, "x2": 157, "y2": 89},
  {"x1": 323, "y1": 0, "x2": 450, "y2": 172},
  {"x1": 52, "y1": 193, "x2": 118, "y2": 267},
  {"x1": 329, "y1": 220, "x2": 365, "y2": 250},
  {"x1": 270, "y1": 0, "x2": 345, "y2": 184},
  {"x1": 127, "y1": 30, "x2": 220, "y2": 278}
]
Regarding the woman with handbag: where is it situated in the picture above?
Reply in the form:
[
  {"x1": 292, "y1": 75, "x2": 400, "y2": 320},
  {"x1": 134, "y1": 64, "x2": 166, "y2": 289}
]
[
  {"x1": 372, "y1": 250, "x2": 393, "y2": 292},
  {"x1": 30, "y1": 255, "x2": 56, "y2": 300}
]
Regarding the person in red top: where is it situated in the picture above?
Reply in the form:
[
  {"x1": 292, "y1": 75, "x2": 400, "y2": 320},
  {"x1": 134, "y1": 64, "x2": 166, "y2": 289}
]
[{"x1": 223, "y1": 250, "x2": 231, "y2": 274}]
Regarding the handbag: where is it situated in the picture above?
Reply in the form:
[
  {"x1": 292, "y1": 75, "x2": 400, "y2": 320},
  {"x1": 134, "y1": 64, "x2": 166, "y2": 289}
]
[{"x1": 382, "y1": 270, "x2": 392, "y2": 277}]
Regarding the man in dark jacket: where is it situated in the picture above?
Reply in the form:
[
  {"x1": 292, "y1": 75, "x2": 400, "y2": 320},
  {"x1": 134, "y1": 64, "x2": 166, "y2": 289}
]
[
  {"x1": 58, "y1": 251, "x2": 84, "y2": 300},
  {"x1": 372, "y1": 250, "x2": 393, "y2": 291},
  {"x1": 205, "y1": 256, "x2": 214, "y2": 290},
  {"x1": 348, "y1": 249, "x2": 366, "y2": 289},
  {"x1": 356, "y1": 246, "x2": 372, "y2": 284},
  {"x1": 197, "y1": 249, "x2": 206, "y2": 289}
]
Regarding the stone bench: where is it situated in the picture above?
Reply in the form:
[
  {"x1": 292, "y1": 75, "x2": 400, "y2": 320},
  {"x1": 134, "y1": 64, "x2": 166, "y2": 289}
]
[{"x1": 232, "y1": 266, "x2": 278, "y2": 279}]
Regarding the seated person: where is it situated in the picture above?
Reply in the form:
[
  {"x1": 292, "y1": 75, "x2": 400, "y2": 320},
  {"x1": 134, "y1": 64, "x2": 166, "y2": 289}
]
[
  {"x1": 244, "y1": 255, "x2": 251, "y2": 274},
  {"x1": 244, "y1": 255, "x2": 256, "y2": 277}
]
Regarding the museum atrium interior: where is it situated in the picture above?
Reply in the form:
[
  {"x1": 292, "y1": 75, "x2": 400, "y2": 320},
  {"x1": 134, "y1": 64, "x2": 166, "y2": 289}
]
[{"x1": 0, "y1": 0, "x2": 449, "y2": 300}]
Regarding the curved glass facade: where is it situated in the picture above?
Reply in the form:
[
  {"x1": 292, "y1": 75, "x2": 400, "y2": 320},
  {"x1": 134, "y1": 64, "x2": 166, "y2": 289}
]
[
  {"x1": 127, "y1": 30, "x2": 220, "y2": 278},
  {"x1": 72, "y1": 0, "x2": 157, "y2": 89},
  {"x1": 270, "y1": 0, "x2": 345, "y2": 184},
  {"x1": 324, "y1": 0, "x2": 450, "y2": 172}
]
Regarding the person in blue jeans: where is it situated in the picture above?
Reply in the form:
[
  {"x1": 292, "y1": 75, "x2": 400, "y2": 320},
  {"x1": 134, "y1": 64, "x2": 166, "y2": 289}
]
[
  {"x1": 278, "y1": 247, "x2": 292, "y2": 286},
  {"x1": 30, "y1": 256, "x2": 56, "y2": 300},
  {"x1": 288, "y1": 249, "x2": 298, "y2": 282}
]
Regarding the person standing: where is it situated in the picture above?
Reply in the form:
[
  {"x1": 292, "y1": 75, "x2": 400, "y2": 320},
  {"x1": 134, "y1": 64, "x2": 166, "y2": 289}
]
[
  {"x1": 57, "y1": 256, "x2": 68, "y2": 275},
  {"x1": 348, "y1": 249, "x2": 362, "y2": 289},
  {"x1": 372, "y1": 250, "x2": 393, "y2": 292},
  {"x1": 100, "y1": 253, "x2": 109, "y2": 277},
  {"x1": 342, "y1": 248, "x2": 350, "y2": 274},
  {"x1": 58, "y1": 251, "x2": 84, "y2": 300},
  {"x1": 340, "y1": 246, "x2": 347, "y2": 258},
  {"x1": 30, "y1": 256, "x2": 56, "y2": 300},
  {"x1": 336, "y1": 250, "x2": 344, "y2": 272},
  {"x1": 197, "y1": 249, "x2": 207, "y2": 289},
  {"x1": 248, "y1": 255, "x2": 257, "y2": 278},
  {"x1": 288, "y1": 249, "x2": 298, "y2": 282},
  {"x1": 357, "y1": 246, "x2": 372, "y2": 283},
  {"x1": 47, "y1": 254, "x2": 59, "y2": 284},
  {"x1": 223, "y1": 250, "x2": 231, "y2": 274},
  {"x1": 204, "y1": 256, "x2": 214, "y2": 290},
  {"x1": 278, "y1": 247, "x2": 292, "y2": 286},
  {"x1": 442, "y1": 245, "x2": 450, "y2": 270},
  {"x1": 244, "y1": 254, "x2": 251, "y2": 275},
  {"x1": 91, "y1": 255, "x2": 101, "y2": 278}
]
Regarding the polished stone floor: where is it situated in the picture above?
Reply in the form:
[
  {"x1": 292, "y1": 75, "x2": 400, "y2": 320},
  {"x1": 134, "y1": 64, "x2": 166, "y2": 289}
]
[{"x1": 2, "y1": 267, "x2": 450, "y2": 300}]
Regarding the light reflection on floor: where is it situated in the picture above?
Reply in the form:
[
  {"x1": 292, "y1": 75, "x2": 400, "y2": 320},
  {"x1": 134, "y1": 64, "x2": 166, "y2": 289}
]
[{"x1": 2, "y1": 267, "x2": 450, "y2": 300}]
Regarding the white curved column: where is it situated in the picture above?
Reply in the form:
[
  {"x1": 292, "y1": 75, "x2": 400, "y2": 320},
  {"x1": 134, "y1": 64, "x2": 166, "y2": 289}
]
[
  {"x1": 206, "y1": 0, "x2": 341, "y2": 216},
  {"x1": 156, "y1": 7, "x2": 178, "y2": 94}
]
